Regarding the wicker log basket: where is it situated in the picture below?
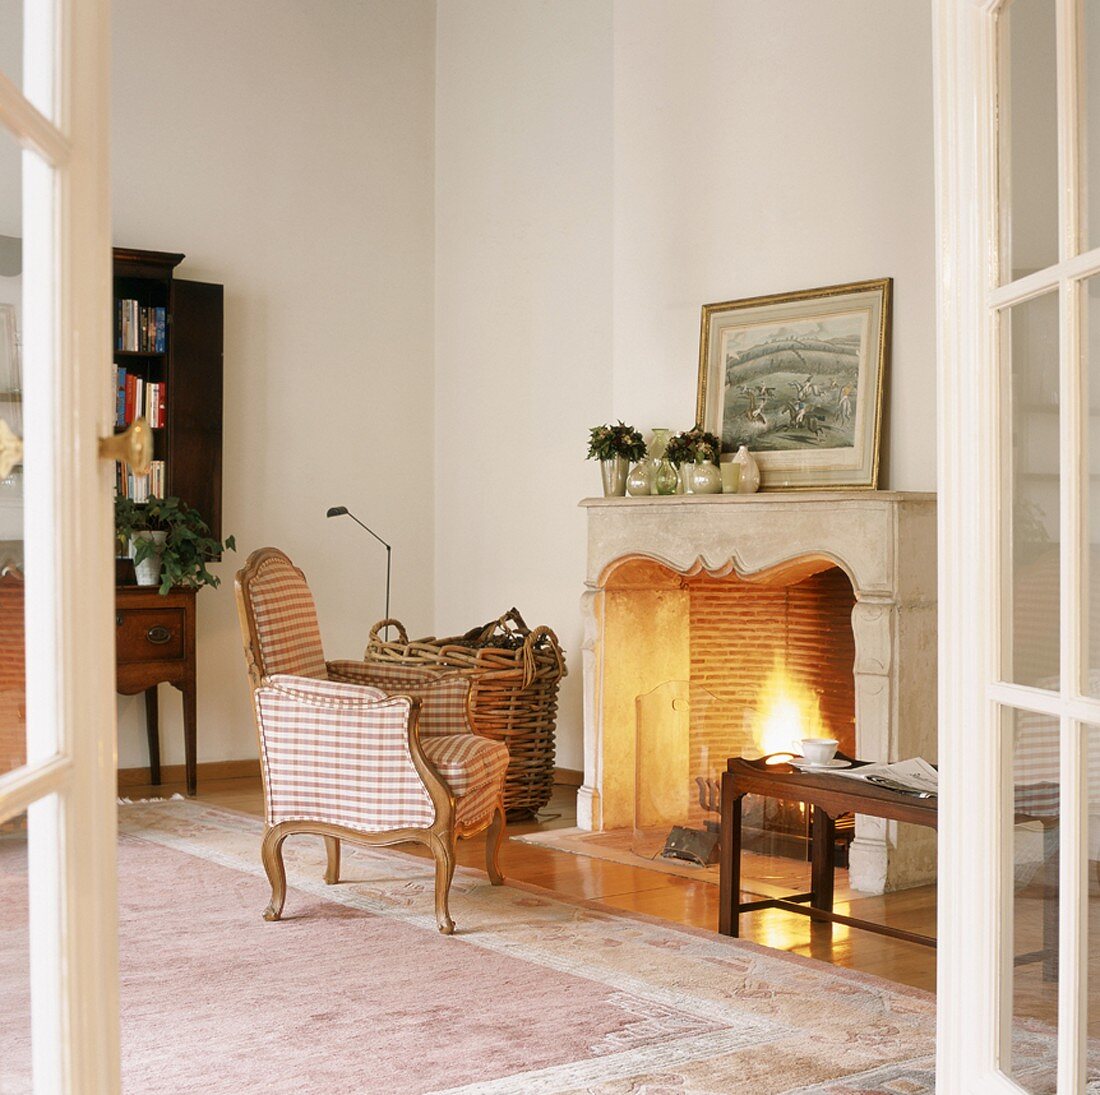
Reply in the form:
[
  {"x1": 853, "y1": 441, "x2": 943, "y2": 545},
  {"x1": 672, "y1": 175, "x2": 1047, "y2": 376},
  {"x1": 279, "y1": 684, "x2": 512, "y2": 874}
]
[{"x1": 365, "y1": 609, "x2": 567, "y2": 820}]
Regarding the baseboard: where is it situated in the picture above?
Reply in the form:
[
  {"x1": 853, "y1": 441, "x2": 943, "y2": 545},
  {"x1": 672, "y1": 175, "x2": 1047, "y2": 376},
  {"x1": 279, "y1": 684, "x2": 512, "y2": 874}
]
[
  {"x1": 120, "y1": 758, "x2": 579, "y2": 790},
  {"x1": 554, "y1": 766, "x2": 583, "y2": 787},
  {"x1": 118, "y1": 758, "x2": 260, "y2": 789}
]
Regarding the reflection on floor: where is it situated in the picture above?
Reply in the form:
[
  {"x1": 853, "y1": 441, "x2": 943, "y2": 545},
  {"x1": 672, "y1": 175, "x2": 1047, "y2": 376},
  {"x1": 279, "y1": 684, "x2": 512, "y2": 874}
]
[{"x1": 128, "y1": 773, "x2": 940, "y2": 994}]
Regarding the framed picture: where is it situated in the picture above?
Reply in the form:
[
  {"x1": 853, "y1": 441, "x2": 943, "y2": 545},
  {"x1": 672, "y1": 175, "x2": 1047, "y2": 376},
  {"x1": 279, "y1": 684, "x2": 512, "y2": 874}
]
[{"x1": 695, "y1": 278, "x2": 891, "y2": 490}]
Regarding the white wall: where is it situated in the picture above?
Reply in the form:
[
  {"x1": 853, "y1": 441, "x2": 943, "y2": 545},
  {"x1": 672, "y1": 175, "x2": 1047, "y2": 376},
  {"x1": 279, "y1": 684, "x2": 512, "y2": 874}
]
[
  {"x1": 434, "y1": 0, "x2": 614, "y2": 770},
  {"x1": 112, "y1": 0, "x2": 437, "y2": 768},
  {"x1": 611, "y1": 0, "x2": 936, "y2": 491},
  {"x1": 108, "y1": 1, "x2": 935, "y2": 776},
  {"x1": 435, "y1": 0, "x2": 936, "y2": 771}
]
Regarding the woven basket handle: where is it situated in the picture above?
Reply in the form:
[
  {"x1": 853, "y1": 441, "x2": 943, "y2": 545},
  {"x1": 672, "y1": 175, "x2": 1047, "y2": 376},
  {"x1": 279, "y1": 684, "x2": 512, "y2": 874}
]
[
  {"x1": 369, "y1": 618, "x2": 408, "y2": 646},
  {"x1": 476, "y1": 606, "x2": 529, "y2": 644},
  {"x1": 519, "y1": 625, "x2": 565, "y2": 689}
]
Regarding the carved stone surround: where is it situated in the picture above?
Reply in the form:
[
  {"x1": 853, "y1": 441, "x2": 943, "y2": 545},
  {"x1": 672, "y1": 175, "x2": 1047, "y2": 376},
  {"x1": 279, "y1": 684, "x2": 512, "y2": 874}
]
[{"x1": 578, "y1": 491, "x2": 938, "y2": 894}]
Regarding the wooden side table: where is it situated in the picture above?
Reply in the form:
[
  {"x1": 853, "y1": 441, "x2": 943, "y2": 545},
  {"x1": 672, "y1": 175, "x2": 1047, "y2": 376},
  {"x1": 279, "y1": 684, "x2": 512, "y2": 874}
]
[
  {"x1": 115, "y1": 586, "x2": 198, "y2": 795},
  {"x1": 718, "y1": 756, "x2": 938, "y2": 946},
  {"x1": 719, "y1": 756, "x2": 1059, "y2": 978}
]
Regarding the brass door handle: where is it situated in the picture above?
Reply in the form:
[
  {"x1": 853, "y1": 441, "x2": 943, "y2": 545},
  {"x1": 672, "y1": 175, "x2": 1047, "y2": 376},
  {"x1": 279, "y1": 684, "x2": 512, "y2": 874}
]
[
  {"x1": 99, "y1": 417, "x2": 153, "y2": 476},
  {"x1": 0, "y1": 419, "x2": 22, "y2": 479}
]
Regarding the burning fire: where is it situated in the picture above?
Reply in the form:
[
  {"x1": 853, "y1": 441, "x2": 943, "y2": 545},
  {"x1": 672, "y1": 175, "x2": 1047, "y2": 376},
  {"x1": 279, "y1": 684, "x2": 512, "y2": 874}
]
[{"x1": 749, "y1": 657, "x2": 827, "y2": 758}]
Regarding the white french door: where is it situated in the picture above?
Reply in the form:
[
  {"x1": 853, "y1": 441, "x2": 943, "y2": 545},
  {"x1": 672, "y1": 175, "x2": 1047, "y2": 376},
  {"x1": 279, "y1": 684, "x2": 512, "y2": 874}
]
[
  {"x1": 0, "y1": 0, "x2": 118, "y2": 1091},
  {"x1": 938, "y1": 0, "x2": 1100, "y2": 1090}
]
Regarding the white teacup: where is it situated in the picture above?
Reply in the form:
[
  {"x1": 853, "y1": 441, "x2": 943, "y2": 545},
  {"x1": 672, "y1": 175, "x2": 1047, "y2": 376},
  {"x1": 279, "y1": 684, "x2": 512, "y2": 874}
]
[{"x1": 799, "y1": 738, "x2": 839, "y2": 765}]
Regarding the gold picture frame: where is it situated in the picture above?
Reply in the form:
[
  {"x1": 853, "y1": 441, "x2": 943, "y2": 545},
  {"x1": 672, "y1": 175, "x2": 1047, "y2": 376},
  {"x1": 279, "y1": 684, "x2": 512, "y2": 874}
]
[{"x1": 696, "y1": 278, "x2": 891, "y2": 490}]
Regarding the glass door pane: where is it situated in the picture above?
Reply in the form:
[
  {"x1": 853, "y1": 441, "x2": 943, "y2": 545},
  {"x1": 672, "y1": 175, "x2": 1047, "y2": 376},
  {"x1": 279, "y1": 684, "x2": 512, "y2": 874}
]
[
  {"x1": 999, "y1": 0, "x2": 1060, "y2": 280},
  {"x1": 0, "y1": 121, "x2": 24, "y2": 782},
  {"x1": 1008, "y1": 707, "x2": 1061, "y2": 1093},
  {"x1": 1087, "y1": 724, "x2": 1100, "y2": 1085},
  {"x1": 0, "y1": 804, "x2": 30, "y2": 1093},
  {"x1": 1005, "y1": 291, "x2": 1061, "y2": 690},
  {"x1": 0, "y1": 0, "x2": 22, "y2": 90}
]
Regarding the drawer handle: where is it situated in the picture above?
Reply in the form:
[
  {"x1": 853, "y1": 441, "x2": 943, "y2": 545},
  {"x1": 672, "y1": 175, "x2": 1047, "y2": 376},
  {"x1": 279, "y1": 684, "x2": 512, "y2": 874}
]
[{"x1": 146, "y1": 626, "x2": 172, "y2": 645}]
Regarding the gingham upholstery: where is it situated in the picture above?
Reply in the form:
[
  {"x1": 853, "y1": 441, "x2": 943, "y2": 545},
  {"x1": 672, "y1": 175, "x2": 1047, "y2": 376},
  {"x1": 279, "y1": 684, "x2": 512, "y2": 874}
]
[
  {"x1": 247, "y1": 554, "x2": 327, "y2": 680},
  {"x1": 456, "y1": 777, "x2": 506, "y2": 827},
  {"x1": 257, "y1": 679, "x2": 435, "y2": 832},
  {"x1": 335, "y1": 659, "x2": 451, "y2": 691},
  {"x1": 423, "y1": 733, "x2": 508, "y2": 798},
  {"x1": 327, "y1": 661, "x2": 474, "y2": 737}
]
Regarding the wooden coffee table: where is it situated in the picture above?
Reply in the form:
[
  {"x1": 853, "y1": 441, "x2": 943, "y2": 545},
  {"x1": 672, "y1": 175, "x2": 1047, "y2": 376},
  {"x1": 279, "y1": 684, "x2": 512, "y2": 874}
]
[
  {"x1": 718, "y1": 755, "x2": 938, "y2": 946},
  {"x1": 719, "y1": 756, "x2": 1060, "y2": 978}
]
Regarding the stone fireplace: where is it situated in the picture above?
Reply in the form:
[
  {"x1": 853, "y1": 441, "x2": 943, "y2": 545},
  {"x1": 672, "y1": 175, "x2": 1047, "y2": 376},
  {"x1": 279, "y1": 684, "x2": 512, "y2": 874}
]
[{"x1": 578, "y1": 491, "x2": 937, "y2": 893}]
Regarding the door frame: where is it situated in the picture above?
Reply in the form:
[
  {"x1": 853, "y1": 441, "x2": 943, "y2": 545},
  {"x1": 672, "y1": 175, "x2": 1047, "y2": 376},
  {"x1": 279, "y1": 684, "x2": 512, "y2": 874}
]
[
  {"x1": 936, "y1": 0, "x2": 1093, "y2": 1090},
  {"x1": 0, "y1": 0, "x2": 118, "y2": 1088},
  {"x1": 934, "y1": 0, "x2": 1010, "y2": 1086}
]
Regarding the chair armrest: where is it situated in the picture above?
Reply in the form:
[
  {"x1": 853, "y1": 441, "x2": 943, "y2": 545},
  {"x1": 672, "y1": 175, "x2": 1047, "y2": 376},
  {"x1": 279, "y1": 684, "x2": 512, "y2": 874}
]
[
  {"x1": 254, "y1": 679, "x2": 451, "y2": 834},
  {"x1": 264, "y1": 673, "x2": 387, "y2": 707},
  {"x1": 326, "y1": 661, "x2": 476, "y2": 738}
]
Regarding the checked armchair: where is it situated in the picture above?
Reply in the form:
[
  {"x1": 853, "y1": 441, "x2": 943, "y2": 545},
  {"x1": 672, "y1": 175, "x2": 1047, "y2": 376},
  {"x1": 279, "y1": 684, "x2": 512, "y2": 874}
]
[{"x1": 235, "y1": 547, "x2": 509, "y2": 934}]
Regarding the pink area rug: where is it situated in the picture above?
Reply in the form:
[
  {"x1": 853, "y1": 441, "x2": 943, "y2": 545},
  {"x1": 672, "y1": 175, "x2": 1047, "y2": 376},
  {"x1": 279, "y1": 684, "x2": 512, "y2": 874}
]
[{"x1": 0, "y1": 801, "x2": 939, "y2": 1093}]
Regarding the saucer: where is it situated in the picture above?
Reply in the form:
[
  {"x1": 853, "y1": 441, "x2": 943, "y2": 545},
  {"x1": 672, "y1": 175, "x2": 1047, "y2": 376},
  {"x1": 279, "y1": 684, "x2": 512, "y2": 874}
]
[{"x1": 790, "y1": 758, "x2": 852, "y2": 770}]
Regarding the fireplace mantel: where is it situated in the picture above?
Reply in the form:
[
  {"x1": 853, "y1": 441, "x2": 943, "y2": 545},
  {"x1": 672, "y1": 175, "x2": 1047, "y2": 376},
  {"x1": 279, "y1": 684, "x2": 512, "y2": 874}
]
[{"x1": 578, "y1": 490, "x2": 937, "y2": 893}]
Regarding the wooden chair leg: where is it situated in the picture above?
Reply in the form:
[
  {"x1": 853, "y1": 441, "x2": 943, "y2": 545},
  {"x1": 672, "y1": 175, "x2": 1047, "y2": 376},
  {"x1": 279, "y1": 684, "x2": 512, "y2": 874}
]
[
  {"x1": 485, "y1": 803, "x2": 505, "y2": 885},
  {"x1": 261, "y1": 825, "x2": 289, "y2": 922},
  {"x1": 323, "y1": 835, "x2": 340, "y2": 885},
  {"x1": 431, "y1": 832, "x2": 456, "y2": 935}
]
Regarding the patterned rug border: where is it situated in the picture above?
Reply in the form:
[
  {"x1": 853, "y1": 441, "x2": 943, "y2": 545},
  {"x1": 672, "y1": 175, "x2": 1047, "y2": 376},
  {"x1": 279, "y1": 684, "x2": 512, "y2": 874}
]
[{"x1": 118, "y1": 798, "x2": 935, "y2": 1008}]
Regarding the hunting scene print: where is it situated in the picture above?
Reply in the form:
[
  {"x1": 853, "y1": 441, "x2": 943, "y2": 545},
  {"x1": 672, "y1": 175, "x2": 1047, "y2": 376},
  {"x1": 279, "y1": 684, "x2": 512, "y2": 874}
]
[
  {"x1": 720, "y1": 313, "x2": 864, "y2": 453},
  {"x1": 697, "y1": 279, "x2": 889, "y2": 489}
]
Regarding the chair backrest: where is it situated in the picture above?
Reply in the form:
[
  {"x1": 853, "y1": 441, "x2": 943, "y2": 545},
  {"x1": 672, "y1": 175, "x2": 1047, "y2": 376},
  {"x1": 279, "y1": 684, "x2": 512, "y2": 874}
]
[{"x1": 235, "y1": 548, "x2": 328, "y2": 684}]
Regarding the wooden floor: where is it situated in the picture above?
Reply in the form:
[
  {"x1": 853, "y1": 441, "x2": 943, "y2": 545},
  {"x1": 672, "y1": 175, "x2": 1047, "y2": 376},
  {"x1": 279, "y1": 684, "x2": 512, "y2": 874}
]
[{"x1": 124, "y1": 772, "x2": 941, "y2": 994}]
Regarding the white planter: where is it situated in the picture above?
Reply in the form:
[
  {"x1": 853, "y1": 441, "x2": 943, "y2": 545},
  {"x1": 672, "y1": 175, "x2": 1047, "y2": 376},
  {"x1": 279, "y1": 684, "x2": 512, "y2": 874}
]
[
  {"x1": 599, "y1": 456, "x2": 630, "y2": 497},
  {"x1": 130, "y1": 531, "x2": 167, "y2": 587}
]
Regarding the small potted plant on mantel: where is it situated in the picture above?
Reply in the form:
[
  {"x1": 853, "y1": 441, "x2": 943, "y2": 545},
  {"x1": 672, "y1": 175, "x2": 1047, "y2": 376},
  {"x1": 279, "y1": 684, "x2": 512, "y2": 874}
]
[
  {"x1": 587, "y1": 421, "x2": 646, "y2": 497},
  {"x1": 665, "y1": 426, "x2": 721, "y2": 494},
  {"x1": 115, "y1": 495, "x2": 236, "y2": 595}
]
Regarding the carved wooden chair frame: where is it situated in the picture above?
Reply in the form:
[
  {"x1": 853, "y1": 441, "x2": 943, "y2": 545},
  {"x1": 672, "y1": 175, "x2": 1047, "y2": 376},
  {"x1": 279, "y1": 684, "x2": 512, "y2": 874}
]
[{"x1": 235, "y1": 547, "x2": 505, "y2": 934}]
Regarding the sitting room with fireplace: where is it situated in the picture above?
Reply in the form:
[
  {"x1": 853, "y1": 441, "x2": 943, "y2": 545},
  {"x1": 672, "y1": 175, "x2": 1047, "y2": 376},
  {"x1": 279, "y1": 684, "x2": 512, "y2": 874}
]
[{"x1": 5, "y1": 0, "x2": 1099, "y2": 1091}]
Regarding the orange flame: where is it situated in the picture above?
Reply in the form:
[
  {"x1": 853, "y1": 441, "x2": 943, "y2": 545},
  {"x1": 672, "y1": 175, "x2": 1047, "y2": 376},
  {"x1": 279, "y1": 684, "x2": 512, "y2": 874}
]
[{"x1": 750, "y1": 657, "x2": 827, "y2": 757}]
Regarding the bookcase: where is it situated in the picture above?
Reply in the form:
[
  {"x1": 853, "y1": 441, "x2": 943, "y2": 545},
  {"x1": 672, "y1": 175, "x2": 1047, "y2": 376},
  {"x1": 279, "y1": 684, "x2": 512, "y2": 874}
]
[{"x1": 113, "y1": 248, "x2": 225, "y2": 539}]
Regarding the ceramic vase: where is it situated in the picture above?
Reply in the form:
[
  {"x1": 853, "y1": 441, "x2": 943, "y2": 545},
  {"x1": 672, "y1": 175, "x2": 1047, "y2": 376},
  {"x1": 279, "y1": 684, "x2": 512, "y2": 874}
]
[
  {"x1": 690, "y1": 459, "x2": 722, "y2": 494},
  {"x1": 130, "y1": 530, "x2": 167, "y2": 587},
  {"x1": 626, "y1": 460, "x2": 653, "y2": 496},
  {"x1": 600, "y1": 456, "x2": 630, "y2": 497},
  {"x1": 733, "y1": 445, "x2": 761, "y2": 494},
  {"x1": 647, "y1": 428, "x2": 672, "y2": 496},
  {"x1": 654, "y1": 458, "x2": 678, "y2": 496}
]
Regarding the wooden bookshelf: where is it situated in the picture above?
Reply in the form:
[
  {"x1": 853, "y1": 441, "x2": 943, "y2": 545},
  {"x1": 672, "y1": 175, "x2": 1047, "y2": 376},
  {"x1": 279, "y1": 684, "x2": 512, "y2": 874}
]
[{"x1": 113, "y1": 248, "x2": 224, "y2": 539}]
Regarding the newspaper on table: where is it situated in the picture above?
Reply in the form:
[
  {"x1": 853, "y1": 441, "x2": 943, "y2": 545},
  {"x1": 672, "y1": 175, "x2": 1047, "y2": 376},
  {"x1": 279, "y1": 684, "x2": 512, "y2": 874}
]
[{"x1": 832, "y1": 757, "x2": 938, "y2": 798}]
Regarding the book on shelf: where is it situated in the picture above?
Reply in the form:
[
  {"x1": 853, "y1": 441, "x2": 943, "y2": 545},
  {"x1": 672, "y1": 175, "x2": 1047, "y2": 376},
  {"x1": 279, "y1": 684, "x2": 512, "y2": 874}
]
[
  {"x1": 116, "y1": 458, "x2": 165, "y2": 502},
  {"x1": 116, "y1": 300, "x2": 167, "y2": 353},
  {"x1": 113, "y1": 366, "x2": 167, "y2": 428},
  {"x1": 114, "y1": 365, "x2": 126, "y2": 427},
  {"x1": 143, "y1": 381, "x2": 167, "y2": 428},
  {"x1": 123, "y1": 373, "x2": 142, "y2": 426}
]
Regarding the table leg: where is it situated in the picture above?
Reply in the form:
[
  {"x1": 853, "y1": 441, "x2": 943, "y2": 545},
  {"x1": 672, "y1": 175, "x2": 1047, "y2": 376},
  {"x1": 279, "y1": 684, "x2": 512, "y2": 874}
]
[
  {"x1": 811, "y1": 806, "x2": 836, "y2": 914},
  {"x1": 144, "y1": 687, "x2": 161, "y2": 785},
  {"x1": 719, "y1": 772, "x2": 744, "y2": 937},
  {"x1": 182, "y1": 680, "x2": 197, "y2": 797}
]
